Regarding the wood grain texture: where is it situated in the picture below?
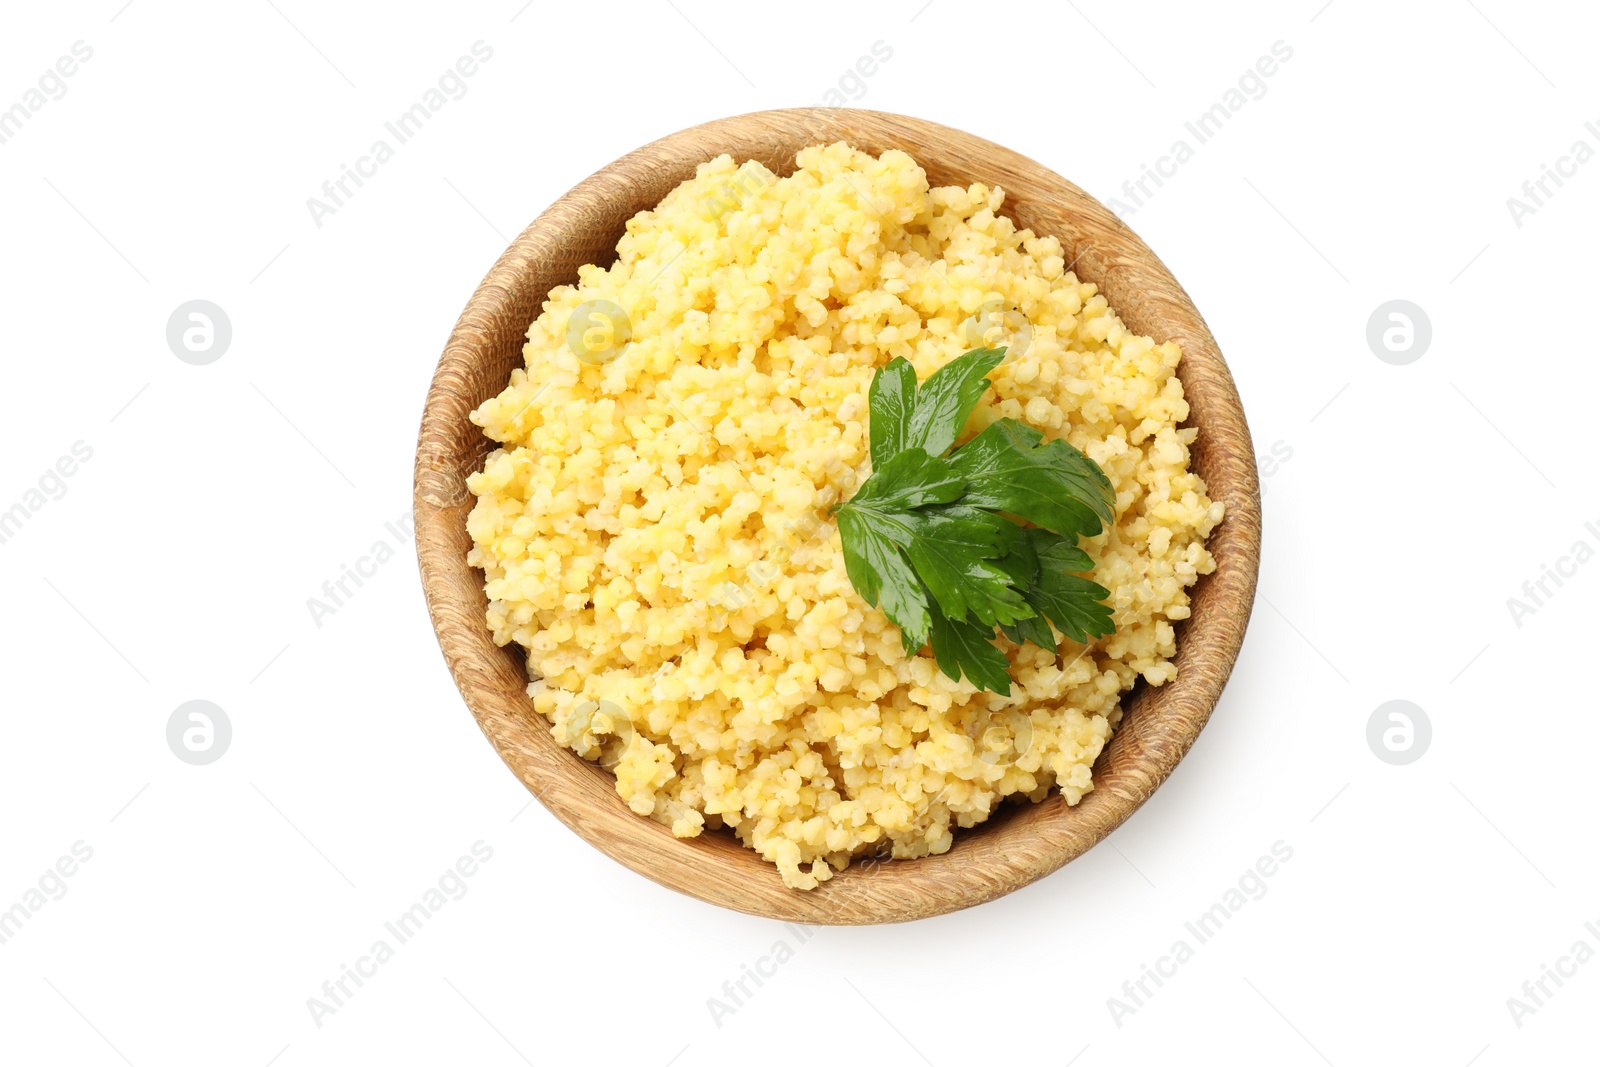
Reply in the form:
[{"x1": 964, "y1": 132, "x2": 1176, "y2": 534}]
[{"x1": 413, "y1": 109, "x2": 1262, "y2": 925}]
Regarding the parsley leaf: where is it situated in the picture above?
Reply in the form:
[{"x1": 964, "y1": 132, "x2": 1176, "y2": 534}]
[
  {"x1": 832, "y1": 345, "x2": 1118, "y2": 693},
  {"x1": 1031, "y1": 527, "x2": 1096, "y2": 575},
  {"x1": 904, "y1": 347, "x2": 1007, "y2": 458},
  {"x1": 1025, "y1": 570, "x2": 1115, "y2": 646},
  {"x1": 835, "y1": 506, "x2": 932, "y2": 655},
  {"x1": 900, "y1": 505, "x2": 1034, "y2": 629},
  {"x1": 867, "y1": 357, "x2": 917, "y2": 469},
  {"x1": 837, "y1": 480, "x2": 1030, "y2": 642},
  {"x1": 847, "y1": 448, "x2": 964, "y2": 511},
  {"x1": 991, "y1": 530, "x2": 1058, "y2": 651},
  {"x1": 990, "y1": 521, "x2": 1040, "y2": 587},
  {"x1": 833, "y1": 449, "x2": 965, "y2": 655},
  {"x1": 948, "y1": 419, "x2": 1115, "y2": 539},
  {"x1": 1000, "y1": 614, "x2": 1058, "y2": 651},
  {"x1": 929, "y1": 600, "x2": 1014, "y2": 694},
  {"x1": 1021, "y1": 528, "x2": 1115, "y2": 645}
]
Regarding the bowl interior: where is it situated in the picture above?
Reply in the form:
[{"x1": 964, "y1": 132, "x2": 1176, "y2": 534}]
[{"x1": 414, "y1": 108, "x2": 1260, "y2": 924}]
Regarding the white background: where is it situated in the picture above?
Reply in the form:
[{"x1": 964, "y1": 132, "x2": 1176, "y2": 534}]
[{"x1": 1, "y1": 1, "x2": 1594, "y2": 1064}]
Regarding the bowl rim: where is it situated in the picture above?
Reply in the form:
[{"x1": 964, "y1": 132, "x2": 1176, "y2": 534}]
[{"x1": 414, "y1": 107, "x2": 1261, "y2": 925}]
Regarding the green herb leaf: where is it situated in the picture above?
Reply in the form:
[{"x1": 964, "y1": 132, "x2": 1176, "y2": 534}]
[
  {"x1": 838, "y1": 487, "x2": 1032, "y2": 634},
  {"x1": 1021, "y1": 527, "x2": 1115, "y2": 645},
  {"x1": 991, "y1": 532, "x2": 1052, "y2": 649},
  {"x1": 1001, "y1": 614, "x2": 1057, "y2": 651},
  {"x1": 904, "y1": 347, "x2": 1007, "y2": 458},
  {"x1": 929, "y1": 601, "x2": 1013, "y2": 694},
  {"x1": 867, "y1": 357, "x2": 917, "y2": 469},
  {"x1": 832, "y1": 345, "x2": 1119, "y2": 690},
  {"x1": 990, "y1": 523, "x2": 1040, "y2": 588},
  {"x1": 901, "y1": 505, "x2": 1034, "y2": 630},
  {"x1": 1024, "y1": 571, "x2": 1115, "y2": 646},
  {"x1": 948, "y1": 418, "x2": 1115, "y2": 539},
  {"x1": 835, "y1": 507, "x2": 932, "y2": 654},
  {"x1": 1029, "y1": 526, "x2": 1095, "y2": 575},
  {"x1": 846, "y1": 448, "x2": 964, "y2": 511},
  {"x1": 833, "y1": 449, "x2": 964, "y2": 654}
]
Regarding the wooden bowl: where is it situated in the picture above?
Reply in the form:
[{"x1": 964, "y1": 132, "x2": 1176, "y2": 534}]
[{"x1": 414, "y1": 109, "x2": 1261, "y2": 925}]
